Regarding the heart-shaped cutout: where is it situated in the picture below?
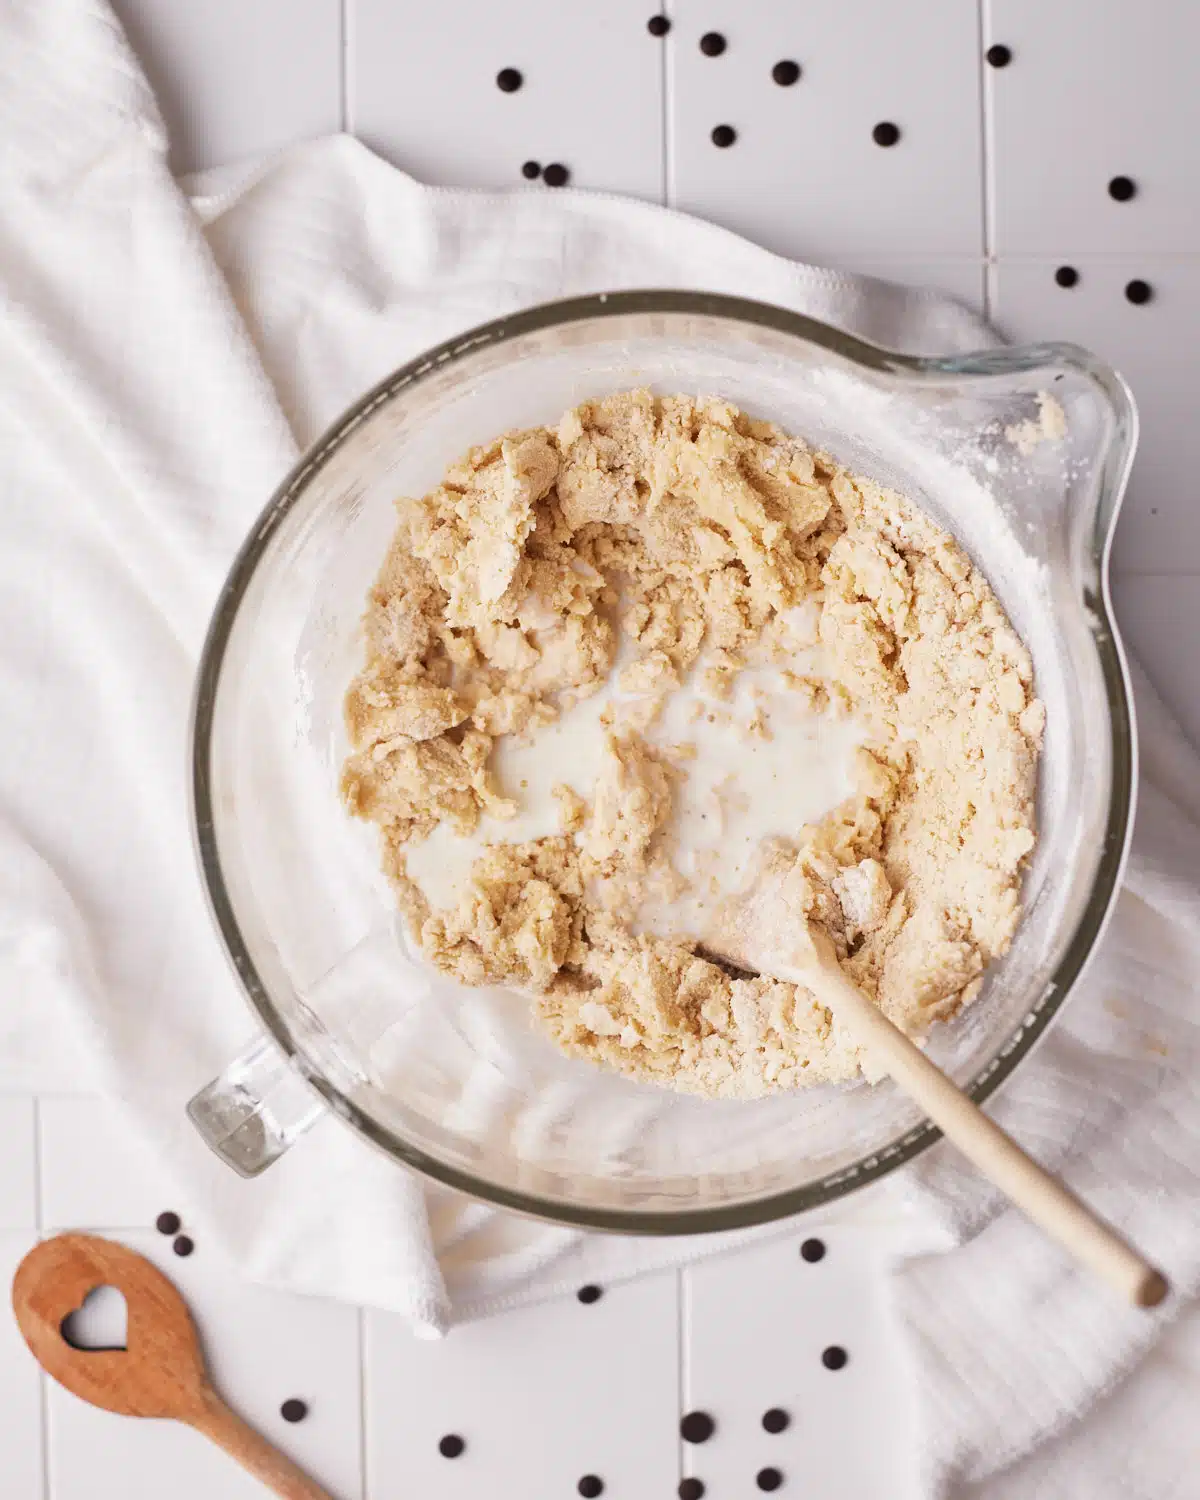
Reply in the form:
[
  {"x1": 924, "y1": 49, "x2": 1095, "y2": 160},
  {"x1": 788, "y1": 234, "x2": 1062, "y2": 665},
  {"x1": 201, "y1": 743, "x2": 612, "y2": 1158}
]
[{"x1": 60, "y1": 1284, "x2": 128, "y2": 1352}]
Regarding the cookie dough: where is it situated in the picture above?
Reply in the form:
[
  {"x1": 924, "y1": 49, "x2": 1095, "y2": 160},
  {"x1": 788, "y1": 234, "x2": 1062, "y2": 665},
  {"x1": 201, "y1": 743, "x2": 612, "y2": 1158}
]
[{"x1": 341, "y1": 392, "x2": 1043, "y2": 1097}]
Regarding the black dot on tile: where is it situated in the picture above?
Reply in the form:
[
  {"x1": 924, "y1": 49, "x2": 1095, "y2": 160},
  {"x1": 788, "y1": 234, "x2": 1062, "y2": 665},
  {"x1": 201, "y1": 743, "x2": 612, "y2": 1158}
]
[
  {"x1": 438, "y1": 1434, "x2": 466, "y2": 1459},
  {"x1": 681, "y1": 1410, "x2": 716, "y2": 1444},
  {"x1": 678, "y1": 1481, "x2": 706, "y2": 1500},
  {"x1": 172, "y1": 1235, "x2": 194, "y2": 1258},
  {"x1": 647, "y1": 14, "x2": 671, "y2": 36},
  {"x1": 772, "y1": 59, "x2": 801, "y2": 86},
  {"x1": 543, "y1": 163, "x2": 570, "y2": 187},
  {"x1": 155, "y1": 1211, "x2": 181, "y2": 1236},
  {"x1": 1055, "y1": 265, "x2": 1079, "y2": 288},
  {"x1": 711, "y1": 124, "x2": 737, "y2": 148},
  {"x1": 577, "y1": 1284, "x2": 603, "y2": 1304},
  {"x1": 872, "y1": 121, "x2": 901, "y2": 147},
  {"x1": 521, "y1": 160, "x2": 541, "y2": 180},
  {"x1": 496, "y1": 67, "x2": 523, "y2": 93},
  {"x1": 800, "y1": 1237, "x2": 826, "y2": 1263},
  {"x1": 280, "y1": 1398, "x2": 308, "y2": 1423},
  {"x1": 1125, "y1": 279, "x2": 1153, "y2": 305},
  {"x1": 821, "y1": 1344, "x2": 849, "y2": 1371},
  {"x1": 577, "y1": 1477, "x2": 604, "y2": 1498},
  {"x1": 700, "y1": 31, "x2": 727, "y2": 57},
  {"x1": 986, "y1": 43, "x2": 1012, "y2": 68},
  {"x1": 762, "y1": 1407, "x2": 790, "y2": 1434},
  {"x1": 1108, "y1": 175, "x2": 1136, "y2": 202},
  {"x1": 756, "y1": 1468, "x2": 784, "y2": 1492}
]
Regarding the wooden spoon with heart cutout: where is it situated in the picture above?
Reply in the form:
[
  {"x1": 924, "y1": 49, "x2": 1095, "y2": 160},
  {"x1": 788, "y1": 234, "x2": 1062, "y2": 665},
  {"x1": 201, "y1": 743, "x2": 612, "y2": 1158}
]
[{"x1": 12, "y1": 1233, "x2": 333, "y2": 1499}]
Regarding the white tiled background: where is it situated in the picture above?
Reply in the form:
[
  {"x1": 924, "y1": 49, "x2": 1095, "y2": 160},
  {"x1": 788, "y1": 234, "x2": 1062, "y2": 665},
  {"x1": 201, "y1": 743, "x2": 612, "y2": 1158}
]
[{"x1": 5, "y1": 2, "x2": 1199, "y2": 1496}]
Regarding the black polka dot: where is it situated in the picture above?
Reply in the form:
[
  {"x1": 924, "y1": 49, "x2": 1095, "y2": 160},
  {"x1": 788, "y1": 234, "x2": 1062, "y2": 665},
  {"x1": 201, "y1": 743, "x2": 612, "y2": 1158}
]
[
  {"x1": 821, "y1": 1345, "x2": 849, "y2": 1371},
  {"x1": 772, "y1": 60, "x2": 801, "y2": 86},
  {"x1": 577, "y1": 1478, "x2": 604, "y2": 1498},
  {"x1": 1108, "y1": 175, "x2": 1136, "y2": 202},
  {"x1": 1055, "y1": 265, "x2": 1079, "y2": 288},
  {"x1": 172, "y1": 1235, "x2": 194, "y2": 1257},
  {"x1": 521, "y1": 160, "x2": 541, "y2": 180},
  {"x1": 800, "y1": 1237, "x2": 826, "y2": 1262},
  {"x1": 711, "y1": 124, "x2": 737, "y2": 148},
  {"x1": 438, "y1": 1434, "x2": 465, "y2": 1459},
  {"x1": 543, "y1": 163, "x2": 570, "y2": 187},
  {"x1": 700, "y1": 31, "x2": 727, "y2": 57},
  {"x1": 577, "y1": 1284, "x2": 603, "y2": 1304},
  {"x1": 280, "y1": 1399, "x2": 308, "y2": 1423},
  {"x1": 762, "y1": 1407, "x2": 790, "y2": 1433},
  {"x1": 986, "y1": 44, "x2": 1012, "y2": 67},
  {"x1": 756, "y1": 1468, "x2": 784, "y2": 1492},
  {"x1": 872, "y1": 121, "x2": 901, "y2": 147},
  {"x1": 678, "y1": 1481, "x2": 706, "y2": 1500},
  {"x1": 647, "y1": 14, "x2": 671, "y2": 36},
  {"x1": 1125, "y1": 279, "x2": 1153, "y2": 305},
  {"x1": 495, "y1": 68, "x2": 523, "y2": 93},
  {"x1": 155, "y1": 1211, "x2": 181, "y2": 1236},
  {"x1": 681, "y1": 1411, "x2": 716, "y2": 1444}
]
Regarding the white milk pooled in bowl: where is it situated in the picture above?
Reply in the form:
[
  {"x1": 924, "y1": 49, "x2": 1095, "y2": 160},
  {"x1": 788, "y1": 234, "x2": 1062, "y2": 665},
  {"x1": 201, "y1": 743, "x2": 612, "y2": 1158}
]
[{"x1": 405, "y1": 603, "x2": 868, "y2": 943}]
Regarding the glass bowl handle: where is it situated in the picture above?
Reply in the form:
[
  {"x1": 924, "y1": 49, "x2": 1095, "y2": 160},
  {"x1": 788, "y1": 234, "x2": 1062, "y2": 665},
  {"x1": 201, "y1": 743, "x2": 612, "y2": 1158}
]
[{"x1": 187, "y1": 1037, "x2": 324, "y2": 1177}]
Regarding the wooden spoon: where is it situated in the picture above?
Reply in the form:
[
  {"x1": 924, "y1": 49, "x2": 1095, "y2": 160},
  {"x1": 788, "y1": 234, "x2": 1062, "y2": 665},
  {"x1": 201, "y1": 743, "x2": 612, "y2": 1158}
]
[
  {"x1": 12, "y1": 1233, "x2": 333, "y2": 1499},
  {"x1": 705, "y1": 859, "x2": 1169, "y2": 1309}
]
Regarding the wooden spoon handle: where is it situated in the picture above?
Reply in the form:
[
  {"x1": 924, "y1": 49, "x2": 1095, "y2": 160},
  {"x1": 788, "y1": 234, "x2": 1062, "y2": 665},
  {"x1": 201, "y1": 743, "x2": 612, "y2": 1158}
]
[
  {"x1": 788, "y1": 959, "x2": 1169, "y2": 1309},
  {"x1": 190, "y1": 1388, "x2": 333, "y2": 1500}
]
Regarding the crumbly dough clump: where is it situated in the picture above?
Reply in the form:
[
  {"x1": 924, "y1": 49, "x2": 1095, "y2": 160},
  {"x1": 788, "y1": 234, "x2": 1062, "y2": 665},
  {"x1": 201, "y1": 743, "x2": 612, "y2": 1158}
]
[{"x1": 341, "y1": 392, "x2": 1043, "y2": 1098}]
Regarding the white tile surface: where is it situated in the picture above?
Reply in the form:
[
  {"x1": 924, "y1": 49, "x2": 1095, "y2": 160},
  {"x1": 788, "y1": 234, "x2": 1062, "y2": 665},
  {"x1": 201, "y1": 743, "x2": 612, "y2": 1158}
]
[
  {"x1": 0, "y1": 1232, "x2": 44, "y2": 1500},
  {"x1": 109, "y1": 0, "x2": 342, "y2": 174},
  {"x1": 683, "y1": 1228, "x2": 922, "y2": 1499},
  {"x1": 668, "y1": 0, "x2": 984, "y2": 258},
  {"x1": 47, "y1": 1391, "x2": 242, "y2": 1500},
  {"x1": 0, "y1": 1097, "x2": 37, "y2": 1230},
  {"x1": 365, "y1": 1270, "x2": 680, "y2": 1495},
  {"x1": 992, "y1": 259, "x2": 1200, "y2": 576},
  {"x1": 39, "y1": 1097, "x2": 178, "y2": 1233},
  {"x1": 989, "y1": 3, "x2": 1200, "y2": 254},
  {"x1": 44, "y1": 1230, "x2": 362, "y2": 1500},
  {"x1": 351, "y1": 0, "x2": 664, "y2": 199}
]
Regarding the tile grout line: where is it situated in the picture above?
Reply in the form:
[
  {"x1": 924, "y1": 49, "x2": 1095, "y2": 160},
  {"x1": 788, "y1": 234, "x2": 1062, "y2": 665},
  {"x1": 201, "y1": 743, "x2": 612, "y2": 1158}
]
[
  {"x1": 31, "y1": 1099, "x2": 51, "y2": 1500},
  {"x1": 357, "y1": 1306, "x2": 369, "y2": 1500},
  {"x1": 340, "y1": 0, "x2": 352, "y2": 136},
  {"x1": 661, "y1": 1, "x2": 674, "y2": 209},
  {"x1": 978, "y1": 0, "x2": 997, "y2": 322},
  {"x1": 676, "y1": 1266, "x2": 687, "y2": 1488}
]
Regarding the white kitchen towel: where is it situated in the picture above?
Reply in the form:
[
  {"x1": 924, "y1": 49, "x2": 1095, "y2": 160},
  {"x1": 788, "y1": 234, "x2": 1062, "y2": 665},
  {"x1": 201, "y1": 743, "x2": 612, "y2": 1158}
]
[{"x1": 2, "y1": 2, "x2": 1198, "y2": 1495}]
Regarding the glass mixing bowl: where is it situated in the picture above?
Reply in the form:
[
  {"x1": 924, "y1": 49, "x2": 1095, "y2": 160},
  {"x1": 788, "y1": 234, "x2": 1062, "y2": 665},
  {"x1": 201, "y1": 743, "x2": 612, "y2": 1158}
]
[{"x1": 188, "y1": 290, "x2": 1137, "y2": 1233}]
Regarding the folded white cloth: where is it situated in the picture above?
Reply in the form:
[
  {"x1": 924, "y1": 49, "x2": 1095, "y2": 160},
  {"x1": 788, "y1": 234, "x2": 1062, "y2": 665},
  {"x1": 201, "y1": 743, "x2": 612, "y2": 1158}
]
[{"x1": 2, "y1": 2, "x2": 1198, "y2": 1494}]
